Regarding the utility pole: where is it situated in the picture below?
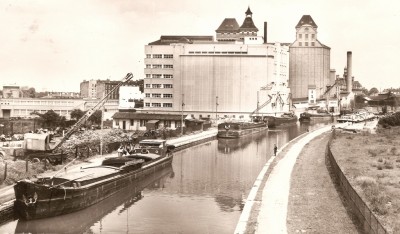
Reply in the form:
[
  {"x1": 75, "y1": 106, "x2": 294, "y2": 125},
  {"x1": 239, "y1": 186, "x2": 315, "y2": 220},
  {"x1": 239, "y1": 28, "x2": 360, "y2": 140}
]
[
  {"x1": 100, "y1": 106, "x2": 104, "y2": 155},
  {"x1": 181, "y1": 94, "x2": 184, "y2": 136},
  {"x1": 216, "y1": 96, "x2": 219, "y2": 120}
]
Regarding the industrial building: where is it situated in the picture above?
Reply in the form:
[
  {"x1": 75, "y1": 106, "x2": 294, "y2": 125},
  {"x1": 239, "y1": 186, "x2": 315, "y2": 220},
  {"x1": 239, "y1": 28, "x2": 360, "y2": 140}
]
[
  {"x1": 140, "y1": 7, "x2": 291, "y2": 121},
  {"x1": 289, "y1": 15, "x2": 333, "y2": 105}
]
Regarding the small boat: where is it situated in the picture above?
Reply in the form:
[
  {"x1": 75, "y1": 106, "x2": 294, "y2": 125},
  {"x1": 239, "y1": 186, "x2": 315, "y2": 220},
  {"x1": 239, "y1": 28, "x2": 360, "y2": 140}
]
[
  {"x1": 263, "y1": 113, "x2": 298, "y2": 128},
  {"x1": 217, "y1": 121, "x2": 268, "y2": 138},
  {"x1": 298, "y1": 112, "x2": 311, "y2": 122},
  {"x1": 14, "y1": 139, "x2": 174, "y2": 220},
  {"x1": 337, "y1": 111, "x2": 376, "y2": 123}
]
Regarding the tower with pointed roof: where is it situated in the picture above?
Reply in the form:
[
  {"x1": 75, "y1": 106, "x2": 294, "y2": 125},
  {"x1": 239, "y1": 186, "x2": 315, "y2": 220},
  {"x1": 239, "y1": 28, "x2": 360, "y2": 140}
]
[
  {"x1": 215, "y1": 7, "x2": 260, "y2": 43},
  {"x1": 289, "y1": 15, "x2": 333, "y2": 103},
  {"x1": 238, "y1": 7, "x2": 259, "y2": 37}
]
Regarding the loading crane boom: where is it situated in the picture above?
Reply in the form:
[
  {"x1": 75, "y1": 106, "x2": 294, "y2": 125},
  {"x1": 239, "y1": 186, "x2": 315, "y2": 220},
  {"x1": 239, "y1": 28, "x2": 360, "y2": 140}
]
[{"x1": 51, "y1": 73, "x2": 133, "y2": 151}]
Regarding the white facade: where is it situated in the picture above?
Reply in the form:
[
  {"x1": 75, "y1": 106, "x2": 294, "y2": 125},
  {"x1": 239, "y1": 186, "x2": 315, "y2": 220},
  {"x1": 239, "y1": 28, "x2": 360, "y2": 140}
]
[
  {"x1": 119, "y1": 86, "x2": 143, "y2": 110},
  {"x1": 0, "y1": 98, "x2": 119, "y2": 120},
  {"x1": 143, "y1": 42, "x2": 290, "y2": 119}
]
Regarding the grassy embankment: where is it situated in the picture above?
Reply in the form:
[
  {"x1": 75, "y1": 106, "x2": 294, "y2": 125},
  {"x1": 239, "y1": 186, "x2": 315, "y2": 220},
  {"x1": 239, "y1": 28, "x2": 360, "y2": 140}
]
[{"x1": 331, "y1": 126, "x2": 400, "y2": 233}]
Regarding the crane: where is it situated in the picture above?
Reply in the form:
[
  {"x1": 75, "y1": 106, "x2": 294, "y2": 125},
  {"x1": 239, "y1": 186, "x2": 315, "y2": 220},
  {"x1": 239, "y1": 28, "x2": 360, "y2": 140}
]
[{"x1": 22, "y1": 73, "x2": 134, "y2": 163}]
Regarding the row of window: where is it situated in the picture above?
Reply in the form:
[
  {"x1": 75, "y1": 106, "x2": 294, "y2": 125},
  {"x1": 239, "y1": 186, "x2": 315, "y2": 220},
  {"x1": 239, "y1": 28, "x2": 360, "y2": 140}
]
[
  {"x1": 116, "y1": 119, "x2": 180, "y2": 128},
  {"x1": 12, "y1": 109, "x2": 70, "y2": 115},
  {"x1": 218, "y1": 32, "x2": 257, "y2": 35},
  {"x1": 145, "y1": 64, "x2": 173, "y2": 69},
  {"x1": 298, "y1": 34, "x2": 315, "y2": 39},
  {"x1": 145, "y1": 93, "x2": 173, "y2": 98},
  {"x1": 298, "y1": 42, "x2": 315, "y2": 47},
  {"x1": 144, "y1": 103, "x2": 173, "y2": 107},
  {"x1": 146, "y1": 54, "x2": 174, "y2": 59},
  {"x1": 145, "y1": 84, "x2": 173, "y2": 89},
  {"x1": 145, "y1": 74, "x2": 173, "y2": 79},
  {"x1": 0, "y1": 100, "x2": 76, "y2": 105},
  {"x1": 188, "y1": 51, "x2": 248, "y2": 55}
]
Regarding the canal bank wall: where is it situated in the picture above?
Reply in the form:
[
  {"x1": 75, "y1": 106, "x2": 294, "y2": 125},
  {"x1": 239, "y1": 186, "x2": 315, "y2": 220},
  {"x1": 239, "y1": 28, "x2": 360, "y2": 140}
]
[
  {"x1": 327, "y1": 136, "x2": 388, "y2": 234},
  {"x1": 0, "y1": 128, "x2": 218, "y2": 224}
]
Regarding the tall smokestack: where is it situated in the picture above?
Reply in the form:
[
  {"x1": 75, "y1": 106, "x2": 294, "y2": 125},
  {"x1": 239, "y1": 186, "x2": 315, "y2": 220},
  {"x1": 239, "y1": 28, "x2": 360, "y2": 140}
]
[
  {"x1": 264, "y1": 22, "x2": 268, "y2": 44},
  {"x1": 346, "y1": 51, "x2": 352, "y2": 92}
]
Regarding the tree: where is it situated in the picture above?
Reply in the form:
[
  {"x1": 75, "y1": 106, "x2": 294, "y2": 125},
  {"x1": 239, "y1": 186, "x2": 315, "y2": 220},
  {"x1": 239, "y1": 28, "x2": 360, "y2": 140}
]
[
  {"x1": 22, "y1": 87, "x2": 36, "y2": 98},
  {"x1": 368, "y1": 87, "x2": 379, "y2": 96},
  {"x1": 70, "y1": 109, "x2": 85, "y2": 121},
  {"x1": 88, "y1": 110, "x2": 102, "y2": 125},
  {"x1": 31, "y1": 110, "x2": 65, "y2": 128}
]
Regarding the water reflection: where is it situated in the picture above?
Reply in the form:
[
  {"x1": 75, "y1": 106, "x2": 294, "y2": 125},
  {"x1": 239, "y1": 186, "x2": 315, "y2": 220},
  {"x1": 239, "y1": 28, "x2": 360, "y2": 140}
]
[
  {"x1": 217, "y1": 131, "x2": 268, "y2": 154},
  {"x1": 0, "y1": 120, "x2": 337, "y2": 234},
  {"x1": 14, "y1": 166, "x2": 174, "y2": 234}
]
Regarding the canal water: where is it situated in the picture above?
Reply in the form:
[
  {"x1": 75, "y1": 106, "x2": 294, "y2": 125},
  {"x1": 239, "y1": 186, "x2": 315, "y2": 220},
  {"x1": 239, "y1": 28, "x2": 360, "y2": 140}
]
[{"x1": 0, "y1": 120, "x2": 332, "y2": 234}]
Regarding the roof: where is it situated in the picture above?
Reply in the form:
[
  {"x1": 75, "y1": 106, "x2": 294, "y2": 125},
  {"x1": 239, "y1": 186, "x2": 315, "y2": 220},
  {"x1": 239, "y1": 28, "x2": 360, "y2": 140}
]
[
  {"x1": 245, "y1": 7, "x2": 253, "y2": 16},
  {"x1": 112, "y1": 112, "x2": 187, "y2": 121},
  {"x1": 216, "y1": 18, "x2": 240, "y2": 32},
  {"x1": 239, "y1": 17, "x2": 258, "y2": 32},
  {"x1": 149, "y1": 35, "x2": 214, "y2": 45},
  {"x1": 296, "y1": 15, "x2": 318, "y2": 28}
]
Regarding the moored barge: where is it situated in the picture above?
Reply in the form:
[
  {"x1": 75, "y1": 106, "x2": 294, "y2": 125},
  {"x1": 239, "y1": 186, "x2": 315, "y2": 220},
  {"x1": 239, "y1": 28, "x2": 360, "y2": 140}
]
[
  {"x1": 14, "y1": 139, "x2": 174, "y2": 220},
  {"x1": 217, "y1": 121, "x2": 268, "y2": 138}
]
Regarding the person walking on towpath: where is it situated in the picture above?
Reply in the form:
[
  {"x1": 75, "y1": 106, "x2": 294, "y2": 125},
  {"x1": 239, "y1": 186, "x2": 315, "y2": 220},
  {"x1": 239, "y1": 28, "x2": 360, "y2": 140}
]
[{"x1": 273, "y1": 144, "x2": 278, "y2": 156}]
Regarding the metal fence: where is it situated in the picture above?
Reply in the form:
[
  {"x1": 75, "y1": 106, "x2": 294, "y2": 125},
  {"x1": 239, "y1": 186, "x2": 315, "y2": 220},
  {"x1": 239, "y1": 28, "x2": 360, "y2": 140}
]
[{"x1": 327, "y1": 134, "x2": 388, "y2": 234}]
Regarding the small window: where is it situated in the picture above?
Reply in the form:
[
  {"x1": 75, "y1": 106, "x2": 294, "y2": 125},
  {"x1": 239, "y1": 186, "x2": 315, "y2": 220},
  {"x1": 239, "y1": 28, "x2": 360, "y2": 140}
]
[
  {"x1": 305, "y1": 42, "x2": 308, "y2": 46},
  {"x1": 311, "y1": 42, "x2": 315, "y2": 46},
  {"x1": 299, "y1": 42, "x2": 302, "y2": 46},
  {"x1": 311, "y1": 34, "x2": 315, "y2": 39},
  {"x1": 305, "y1": 34, "x2": 308, "y2": 39},
  {"x1": 298, "y1": 34, "x2": 302, "y2": 39},
  {"x1": 145, "y1": 93, "x2": 150, "y2": 98},
  {"x1": 146, "y1": 54, "x2": 151, "y2": 58},
  {"x1": 153, "y1": 54, "x2": 162, "y2": 58},
  {"x1": 130, "y1": 119, "x2": 134, "y2": 125}
]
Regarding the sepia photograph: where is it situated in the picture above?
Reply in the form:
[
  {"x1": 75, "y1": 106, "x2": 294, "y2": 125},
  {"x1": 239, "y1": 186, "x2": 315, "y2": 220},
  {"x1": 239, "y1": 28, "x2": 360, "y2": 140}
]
[{"x1": 1, "y1": 0, "x2": 399, "y2": 233}]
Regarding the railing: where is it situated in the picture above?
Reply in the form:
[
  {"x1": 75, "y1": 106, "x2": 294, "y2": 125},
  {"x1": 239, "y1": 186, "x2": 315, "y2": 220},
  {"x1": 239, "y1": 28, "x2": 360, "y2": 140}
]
[{"x1": 327, "y1": 133, "x2": 388, "y2": 234}]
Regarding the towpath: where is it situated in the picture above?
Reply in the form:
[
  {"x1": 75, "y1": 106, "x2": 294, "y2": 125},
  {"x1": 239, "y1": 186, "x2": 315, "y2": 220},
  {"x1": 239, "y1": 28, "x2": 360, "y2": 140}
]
[{"x1": 235, "y1": 121, "x2": 378, "y2": 233}]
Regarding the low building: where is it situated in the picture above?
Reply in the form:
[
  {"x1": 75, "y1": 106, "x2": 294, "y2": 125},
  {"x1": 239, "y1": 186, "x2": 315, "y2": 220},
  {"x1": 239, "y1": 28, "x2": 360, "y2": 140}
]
[
  {"x1": 0, "y1": 98, "x2": 119, "y2": 120},
  {"x1": 2, "y1": 85, "x2": 21, "y2": 98},
  {"x1": 112, "y1": 112, "x2": 186, "y2": 131}
]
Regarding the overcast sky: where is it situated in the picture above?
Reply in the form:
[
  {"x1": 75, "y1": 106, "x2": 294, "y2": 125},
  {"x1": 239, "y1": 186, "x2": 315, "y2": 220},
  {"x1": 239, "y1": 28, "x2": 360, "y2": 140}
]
[{"x1": 1, "y1": 0, "x2": 399, "y2": 92}]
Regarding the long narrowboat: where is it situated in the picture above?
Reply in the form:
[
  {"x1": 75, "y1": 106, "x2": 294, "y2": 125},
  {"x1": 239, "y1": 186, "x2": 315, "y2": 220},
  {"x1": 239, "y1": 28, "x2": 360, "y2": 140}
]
[
  {"x1": 217, "y1": 121, "x2": 268, "y2": 138},
  {"x1": 14, "y1": 139, "x2": 174, "y2": 220}
]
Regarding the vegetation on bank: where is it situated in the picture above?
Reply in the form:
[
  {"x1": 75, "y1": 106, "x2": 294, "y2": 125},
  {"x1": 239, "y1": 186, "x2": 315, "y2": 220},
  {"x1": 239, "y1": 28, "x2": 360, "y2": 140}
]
[
  {"x1": 331, "y1": 126, "x2": 400, "y2": 233},
  {"x1": 379, "y1": 111, "x2": 400, "y2": 127}
]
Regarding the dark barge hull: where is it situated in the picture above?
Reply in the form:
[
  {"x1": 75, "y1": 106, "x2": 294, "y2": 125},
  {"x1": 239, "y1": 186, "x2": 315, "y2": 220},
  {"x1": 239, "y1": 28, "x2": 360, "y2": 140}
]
[
  {"x1": 14, "y1": 156, "x2": 173, "y2": 220},
  {"x1": 14, "y1": 165, "x2": 173, "y2": 233},
  {"x1": 264, "y1": 116, "x2": 298, "y2": 128},
  {"x1": 217, "y1": 124, "x2": 267, "y2": 139}
]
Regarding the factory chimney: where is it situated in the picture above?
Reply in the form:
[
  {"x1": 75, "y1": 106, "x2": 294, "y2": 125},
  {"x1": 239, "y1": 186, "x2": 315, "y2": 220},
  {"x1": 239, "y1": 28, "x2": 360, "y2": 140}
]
[
  {"x1": 263, "y1": 22, "x2": 268, "y2": 44},
  {"x1": 346, "y1": 51, "x2": 353, "y2": 93}
]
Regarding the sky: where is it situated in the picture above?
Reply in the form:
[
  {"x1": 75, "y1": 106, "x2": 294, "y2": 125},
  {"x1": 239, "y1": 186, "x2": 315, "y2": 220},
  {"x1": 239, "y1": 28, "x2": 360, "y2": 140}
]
[{"x1": 0, "y1": 0, "x2": 399, "y2": 92}]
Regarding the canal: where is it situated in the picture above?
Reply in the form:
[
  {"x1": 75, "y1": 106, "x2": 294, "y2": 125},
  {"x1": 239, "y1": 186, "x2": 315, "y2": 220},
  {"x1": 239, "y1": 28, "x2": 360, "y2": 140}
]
[{"x1": 0, "y1": 120, "x2": 332, "y2": 234}]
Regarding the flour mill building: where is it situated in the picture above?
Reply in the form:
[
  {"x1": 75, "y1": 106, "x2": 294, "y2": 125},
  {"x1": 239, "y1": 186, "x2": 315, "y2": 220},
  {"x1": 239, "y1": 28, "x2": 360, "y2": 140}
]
[{"x1": 142, "y1": 7, "x2": 291, "y2": 120}]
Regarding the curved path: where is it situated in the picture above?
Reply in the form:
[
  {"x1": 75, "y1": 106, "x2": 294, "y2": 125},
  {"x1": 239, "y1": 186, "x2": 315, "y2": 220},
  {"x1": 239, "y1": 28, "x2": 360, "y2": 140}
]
[{"x1": 235, "y1": 124, "x2": 361, "y2": 233}]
